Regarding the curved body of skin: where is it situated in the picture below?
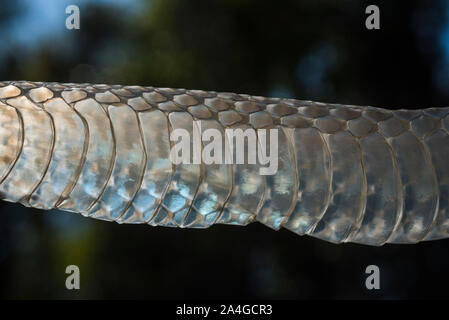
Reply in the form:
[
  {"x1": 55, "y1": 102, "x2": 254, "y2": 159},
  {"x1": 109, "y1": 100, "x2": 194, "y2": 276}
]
[{"x1": 0, "y1": 80, "x2": 448, "y2": 246}]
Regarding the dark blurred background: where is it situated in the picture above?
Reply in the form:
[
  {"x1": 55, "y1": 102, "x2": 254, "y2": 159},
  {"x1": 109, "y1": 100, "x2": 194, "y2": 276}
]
[{"x1": 1, "y1": 0, "x2": 449, "y2": 299}]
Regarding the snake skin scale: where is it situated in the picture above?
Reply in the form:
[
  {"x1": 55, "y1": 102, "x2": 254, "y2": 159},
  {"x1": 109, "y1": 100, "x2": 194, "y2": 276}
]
[{"x1": 0, "y1": 80, "x2": 448, "y2": 246}]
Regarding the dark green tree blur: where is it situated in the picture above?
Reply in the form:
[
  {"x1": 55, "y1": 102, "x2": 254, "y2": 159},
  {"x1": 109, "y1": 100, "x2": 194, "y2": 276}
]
[{"x1": 1, "y1": 0, "x2": 449, "y2": 299}]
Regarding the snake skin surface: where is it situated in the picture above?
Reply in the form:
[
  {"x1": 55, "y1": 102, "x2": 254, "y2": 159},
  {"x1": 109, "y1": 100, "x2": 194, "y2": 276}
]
[{"x1": 1, "y1": 80, "x2": 449, "y2": 245}]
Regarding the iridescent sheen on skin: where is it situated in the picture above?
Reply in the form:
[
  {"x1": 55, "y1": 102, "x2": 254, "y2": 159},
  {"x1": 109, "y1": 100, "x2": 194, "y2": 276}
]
[{"x1": 0, "y1": 80, "x2": 448, "y2": 246}]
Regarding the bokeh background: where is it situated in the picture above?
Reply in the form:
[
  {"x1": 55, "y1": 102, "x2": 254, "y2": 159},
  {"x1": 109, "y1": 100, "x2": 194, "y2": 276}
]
[{"x1": 1, "y1": 0, "x2": 449, "y2": 299}]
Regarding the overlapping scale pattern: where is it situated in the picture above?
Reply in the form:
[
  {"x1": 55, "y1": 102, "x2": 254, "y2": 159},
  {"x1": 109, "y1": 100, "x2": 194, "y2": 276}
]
[
  {"x1": 186, "y1": 119, "x2": 233, "y2": 228},
  {"x1": 0, "y1": 96, "x2": 54, "y2": 204},
  {"x1": 87, "y1": 104, "x2": 146, "y2": 221},
  {"x1": 217, "y1": 124, "x2": 265, "y2": 225},
  {"x1": 29, "y1": 98, "x2": 86, "y2": 210},
  {"x1": 255, "y1": 126, "x2": 297, "y2": 230},
  {"x1": 58, "y1": 98, "x2": 115, "y2": 213},
  {"x1": 351, "y1": 133, "x2": 401, "y2": 245},
  {"x1": 1, "y1": 81, "x2": 449, "y2": 245},
  {"x1": 118, "y1": 110, "x2": 173, "y2": 223},
  {"x1": 311, "y1": 131, "x2": 366, "y2": 243},
  {"x1": 0, "y1": 103, "x2": 22, "y2": 184},
  {"x1": 149, "y1": 112, "x2": 202, "y2": 227},
  {"x1": 283, "y1": 127, "x2": 331, "y2": 235}
]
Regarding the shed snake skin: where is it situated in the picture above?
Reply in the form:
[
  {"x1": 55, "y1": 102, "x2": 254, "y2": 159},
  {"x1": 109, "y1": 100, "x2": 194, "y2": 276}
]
[{"x1": 0, "y1": 80, "x2": 448, "y2": 246}]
